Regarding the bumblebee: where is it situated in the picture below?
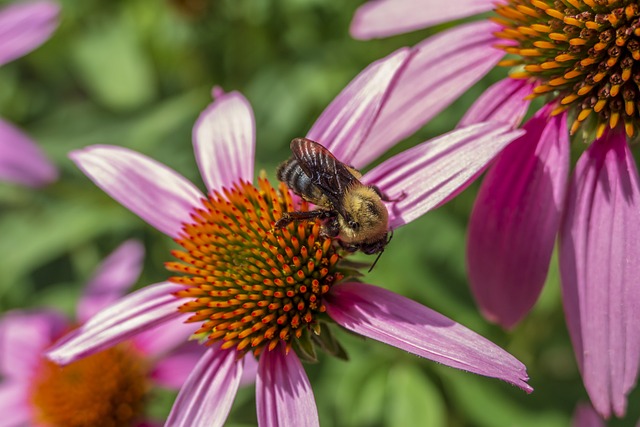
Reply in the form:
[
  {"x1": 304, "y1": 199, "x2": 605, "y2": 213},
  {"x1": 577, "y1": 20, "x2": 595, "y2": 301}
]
[{"x1": 275, "y1": 137, "x2": 391, "y2": 256}]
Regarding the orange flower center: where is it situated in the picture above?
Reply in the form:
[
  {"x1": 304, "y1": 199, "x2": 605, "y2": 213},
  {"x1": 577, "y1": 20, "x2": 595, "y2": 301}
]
[
  {"x1": 166, "y1": 177, "x2": 347, "y2": 359},
  {"x1": 30, "y1": 344, "x2": 148, "y2": 427},
  {"x1": 493, "y1": 0, "x2": 640, "y2": 138}
]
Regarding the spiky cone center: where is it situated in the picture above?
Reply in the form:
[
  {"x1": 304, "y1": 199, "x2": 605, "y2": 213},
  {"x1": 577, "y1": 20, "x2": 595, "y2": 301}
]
[
  {"x1": 30, "y1": 344, "x2": 148, "y2": 427},
  {"x1": 166, "y1": 178, "x2": 345, "y2": 358},
  {"x1": 493, "y1": 0, "x2": 640, "y2": 138}
]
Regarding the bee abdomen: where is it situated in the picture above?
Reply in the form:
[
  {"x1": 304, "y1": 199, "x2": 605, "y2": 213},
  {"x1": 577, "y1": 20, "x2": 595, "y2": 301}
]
[{"x1": 277, "y1": 157, "x2": 315, "y2": 197}]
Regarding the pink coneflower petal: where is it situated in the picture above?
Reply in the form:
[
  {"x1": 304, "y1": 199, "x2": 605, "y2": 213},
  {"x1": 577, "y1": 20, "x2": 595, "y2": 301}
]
[
  {"x1": 69, "y1": 146, "x2": 204, "y2": 238},
  {"x1": 46, "y1": 282, "x2": 186, "y2": 365},
  {"x1": 458, "y1": 78, "x2": 534, "y2": 129},
  {"x1": 572, "y1": 403, "x2": 605, "y2": 427},
  {"x1": 77, "y1": 239, "x2": 145, "y2": 322},
  {"x1": 166, "y1": 346, "x2": 243, "y2": 427},
  {"x1": 240, "y1": 353, "x2": 259, "y2": 386},
  {"x1": 256, "y1": 347, "x2": 319, "y2": 427},
  {"x1": 150, "y1": 341, "x2": 208, "y2": 390},
  {"x1": 0, "y1": 381, "x2": 30, "y2": 427},
  {"x1": 326, "y1": 282, "x2": 532, "y2": 392},
  {"x1": 559, "y1": 132, "x2": 640, "y2": 418},
  {"x1": 351, "y1": 0, "x2": 495, "y2": 40},
  {"x1": 0, "y1": 310, "x2": 66, "y2": 379},
  {"x1": 0, "y1": 0, "x2": 59, "y2": 67},
  {"x1": 193, "y1": 89, "x2": 256, "y2": 195},
  {"x1": 355, "y1": 21, "x2": 505, "y2": 168},
  {"x1": 307, "y1": 47, "x2": 411, "y2": 165},
  {"x1": 0, "y1": 119, "x2": 57, "y2": 187},
  {"x1": 133, "y1": 317, "x2": 195, "y2": 356},
  {"x1": 467, "y1": 108, "x2": 569, "y2": 329},
  {"x1": 363, "y1": 123, "x2": 524, "y2": 229}
]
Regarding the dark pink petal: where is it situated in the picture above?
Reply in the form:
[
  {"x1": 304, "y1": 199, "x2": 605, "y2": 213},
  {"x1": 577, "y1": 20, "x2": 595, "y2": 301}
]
[
  {"x1": 559, "y1": 132, "x2": 640, "y2": 418},
  {"x1": 193, "y1": 88, "x2": 256, "y2": 194},
  {"x1": 0, "y1": 381, "x2": 30, "y2": 426},
  {"x1": 0, "y1": 0, "x2": 59, "y2": 67},
  {"x1": 46, "y1": 282, "x2": 185, "y2": 365},
  {"x1": 354, "y1": 21, "x2": 505, "y2": 168},
  {"x1": 0, "y1": 310, "x2": 67, "y2": 379},
  {"x1": 70, "y1": 146, "x2": 203, "y2": 238},
  {"x1": 363, "y1": 123, "x2": 524, "y2": 229},
  {"x1": 351, "y1": 0, "x2": 494, "y2": 39},
  {"x1": 326, "y1": 282, "x2": 532, "y2": 392},
  {"x1": 150, "y1": 340, "x2": 204, "y2": 389},
  {"x1": 467, "y1": 107, "x2": 570, "y2": 329},
  {"x1": 572, "y1": 403, "x2": 605, "y2": 427},
  {"x1": 77, "y1": 239, "x2": 145, "y2": 322},
  {"x1": 0, "y1": 119, "x2": 57, "y2": 187},
  {"x1": 307, "y1": 48, "x2": 411, "y2": 165},
  {"x1": 166, "y1": 346, "x2": 242, "y2": 427},
  {"x1": 458, "y1": 78, "x2": 534, "y2": 128},
  {"x1": 256, "y1": 347, "x2": 319, "y2": 427}
]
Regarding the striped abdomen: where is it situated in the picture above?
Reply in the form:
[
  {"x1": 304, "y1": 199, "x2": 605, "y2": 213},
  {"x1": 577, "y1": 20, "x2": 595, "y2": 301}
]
[{"x1": 276, "y1": 157, "x2": 326, "y2": 205}]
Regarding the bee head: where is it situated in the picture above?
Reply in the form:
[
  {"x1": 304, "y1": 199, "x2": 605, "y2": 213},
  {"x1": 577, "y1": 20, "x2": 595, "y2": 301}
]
[{"x1": 337, "y1": 186, "x2": 389, "y2": 244}]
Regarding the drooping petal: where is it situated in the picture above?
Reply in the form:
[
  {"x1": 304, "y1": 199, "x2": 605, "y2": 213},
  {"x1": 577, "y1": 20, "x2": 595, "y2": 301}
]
[
  {"x1": 0, "y1": 381, "x2": 31, "y2": 427},
  {"x1": 165, "y1": 346, "x2": 242, "y2": 427},
  {"x1": 0, "y1": 310, "x2": 67, "y2": 379},
  {"x1": 240, "y1": 353, "x2": 258, "y2": 387},
  {"x1": 363, "y1": 123, "x2": 524, "y2": 229},
  {"x1": 256, "y1": 347, "x2": 319, "y2": 427},
  {"x1": 467, "y1": 108, "x2": 570, "y2": 329},
  {"x1": 354, "y1": 21, "x2": 505, "y2": 168},
  {"x1": 46, "y1": 282, "x2": 186, "y2": 365},
  {"x1": 458, "y1": 78, "x2": 534, "y2": 129},
  {"x1": 559, "y1": 132, "x2": 640, "y2": 418},
  {"x1": 193, "y1": 88, "x2": 256, "y2": 194},
  {"x1": 307, "y1": 47, "x2": 411, "y2": 165},
  {"x1": 351, "y1": 0, "x2": 495, "y2": 39},
  {"x1": 326, "y1": 282, "x2": 532, "y2": 392},
  {"x1": 133, "y1": 313, "x2": 196, "y2": 356},
  {"x1": 0, "y1": 0, "x2": 59, "y2": 67},
  {"x1": 0, "y1": 119, "x2": 57, "y2": 187},
  {"x1": 70, "y1": 146, "x2": 204, "y2": 238},
  {"x1": 150, "y1": 341, "x2": 204, "y2": 390},
  {"x1": 77, "y1": 239, "x2": 145, "y2": 322},
  {"x1": 572, "y1": 403, "x2": 605, "y2": 427}
]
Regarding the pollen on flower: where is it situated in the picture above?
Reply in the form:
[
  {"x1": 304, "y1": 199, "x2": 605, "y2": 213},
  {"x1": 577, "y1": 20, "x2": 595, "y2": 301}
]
[
  {"x1": 493, "y1": 0, "x2": 640, "y2": 138},
  {"x1": 166, "y1": 177, "x2": 345, "y2": 357},
  {"x1": 30, "y1": 344, "x2": 148, "y2": 427}
]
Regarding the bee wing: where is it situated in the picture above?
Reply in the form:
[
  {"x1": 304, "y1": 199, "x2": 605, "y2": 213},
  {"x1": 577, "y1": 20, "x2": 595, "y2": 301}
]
[{"x1": 290, "y1": 138, "x2": 360, "y2": 214}]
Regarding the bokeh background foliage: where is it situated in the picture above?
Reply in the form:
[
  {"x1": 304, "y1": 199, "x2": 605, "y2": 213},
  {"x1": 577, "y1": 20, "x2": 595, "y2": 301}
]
[{"x1": 1, "y1": 0, "x2": 638, "y2": 425}]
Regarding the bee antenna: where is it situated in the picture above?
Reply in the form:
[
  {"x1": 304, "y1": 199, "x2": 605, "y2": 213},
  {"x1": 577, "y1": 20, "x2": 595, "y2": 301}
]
[{"x1": 368, "y1": 250, "x2": 384, "y2": 273}]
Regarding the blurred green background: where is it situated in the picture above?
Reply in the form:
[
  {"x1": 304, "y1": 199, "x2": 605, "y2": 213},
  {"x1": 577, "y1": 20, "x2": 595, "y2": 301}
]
[{"x1": 1, "y1": 0, "x2": 638, "y2": 425}]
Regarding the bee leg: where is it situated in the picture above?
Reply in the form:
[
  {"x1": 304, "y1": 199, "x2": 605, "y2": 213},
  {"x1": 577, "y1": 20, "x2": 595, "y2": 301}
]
[
  {"x1": 320, "y1": 216, "x2": 341, "y2": 239},
  {"x1": 274, "y1": 210, "x2": 335, "y2": 229},
  {"x1": 371, "y1": 185, "x2": 407, "y2": 202}
]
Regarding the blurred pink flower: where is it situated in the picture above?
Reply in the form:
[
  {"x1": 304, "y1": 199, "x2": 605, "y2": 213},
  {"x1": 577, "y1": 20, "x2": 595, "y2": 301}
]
[
  {"x1": 572, "y1": 403, "x2": 605, "y2": 427},
  {"x1": 46, "y1": 48, "x2": 531, "y2": 426},
  {"x1": 351, "y1": 0, "x2": 640, "y2": 418},
  {"x1": 0, "y1": 240, "x2": 203, "y2": 426},
  {"x1": 0, "y1": 1, "x2": 59, "y2": 187}
]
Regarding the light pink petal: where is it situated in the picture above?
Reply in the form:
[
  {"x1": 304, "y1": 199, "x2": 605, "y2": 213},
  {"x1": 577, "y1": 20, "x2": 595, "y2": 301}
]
[
  {"x1": 46, "y1": 282, "x2": 184, "y2": 365},
  {"x1": 363, "y1": 123, "x2": 525, "y2": 229},
  {"x1": 559, "y1": 132, "x2": 640, "y2": 418},
  {"x1": 0, "y1": 0, "x2": 59, "y2": 67},
  {"x1": 166, "y1": 346, "x2": 242, "y2": 427},
  {"x1": 458, "y1": 78, "x2": 534, "y2": 129},
  {"x1": 0, "y1": 381, "x2": 31, "y2": 426},
  {"x1": 467, "y1": 107, "x2": 570, "y2": 329},
  {"x1": 70, "y1": 145, "x2": 204, "y2": 238},
  {"x1": 572, "y1": 403, "x2": 605, "y2": 427},
  {"x1": 351, "y1": 0, "x2": 494, "y2": 39},
  {"x1": 240, "y1": 353, "x2": 258, "y2": 387},
  {"x1": 0, "y1": 119, "x2": 57, "y2": 187},
  {"x1": 326, "y1": 282, "x2": 532, "y2": 392},
  {"x1": 0, "y1": 310, "x2": 67, "y2": 379},
  {"x1": 133, "y1": 313, "x2": 195, "y2": 356},
  {"x1": 193, "y1": 89, "x2": 256, "y2": 194},
  {"x1": 150, "y1": 340, "x2": 204, "y2": 389},
  {"x1": 355, "y1": 21, "x2": 505, "y2": 168},
  {"x1": 256, "y1": 347, "x2": 319, "y2": 427},
  {"x1": 77, "y1": 239, "x2": 145, "y2": 322},
  {"x1": 307, "y1": 47, "x2": 411, "y2": 165}
]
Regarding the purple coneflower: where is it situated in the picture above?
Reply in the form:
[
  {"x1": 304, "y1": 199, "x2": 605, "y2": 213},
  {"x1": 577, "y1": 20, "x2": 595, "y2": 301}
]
[
  {"x1": 0, "y1": 1, "x2": 59, "y2": 187},
  {"x1": 0, "y1": 240, "x2": 203, "y2": 427},
  {"x1": 351, "y1": 0, "x2": 640, "y2": 419},
  {"x1": 46, "y1": 49, "x2": 531, "y2": 426}
]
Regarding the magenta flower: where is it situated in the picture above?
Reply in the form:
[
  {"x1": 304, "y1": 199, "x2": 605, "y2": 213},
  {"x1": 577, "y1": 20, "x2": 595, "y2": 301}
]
[
  {"x1": 0, "y1": 240, "x2": 203, "y2": 427},
  {"x1": 46, "y1": 48, "x2": 530, "y2": 426},
  {"x1": 351, "y1": 0, "x2": 640, "y2": 419},
  {"x1": 0, "y1": 1, "x2": 59, "y2": 187},
  {"x1": 572, "y1": 403, "x2": 606, "y2": 427}
]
